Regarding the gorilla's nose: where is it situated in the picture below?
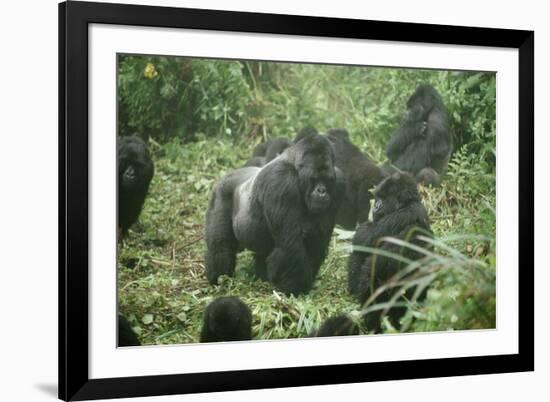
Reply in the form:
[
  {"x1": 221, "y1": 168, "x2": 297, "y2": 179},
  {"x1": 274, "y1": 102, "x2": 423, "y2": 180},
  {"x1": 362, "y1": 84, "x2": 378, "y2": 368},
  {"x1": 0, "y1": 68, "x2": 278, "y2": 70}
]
[
  {"x1": 315, "y1": 185, "x2": 327, "y2": 197},
  {"x1": 124, "y1": 166, "x2": 136, "y2": 180}
]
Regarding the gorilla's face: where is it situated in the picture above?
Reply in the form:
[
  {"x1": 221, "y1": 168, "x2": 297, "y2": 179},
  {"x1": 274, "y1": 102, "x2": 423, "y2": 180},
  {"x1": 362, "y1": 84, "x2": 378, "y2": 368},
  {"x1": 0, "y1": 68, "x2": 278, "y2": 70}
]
[
  {"x1": 118, "y1": 137, "x2": 154, "y2": 191},
  {"x1": 294, "y1": 135, "x2": 337, "y2": 214},
  {"x1": 372, "y1": 172, "x2": 419, "y2": 221},
  {"x1": 404, "y1": 103, "x2": 427, "y2": 123},
  {"x1": 406, "y1": 84, "x2": 440, "y2": 120}
]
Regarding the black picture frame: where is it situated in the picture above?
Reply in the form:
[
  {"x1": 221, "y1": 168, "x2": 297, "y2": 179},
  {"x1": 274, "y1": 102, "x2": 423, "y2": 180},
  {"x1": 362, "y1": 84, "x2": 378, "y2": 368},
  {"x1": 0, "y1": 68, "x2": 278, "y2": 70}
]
[{"x1": 59, "y1": 1, "x2": 534, "y2": 400}]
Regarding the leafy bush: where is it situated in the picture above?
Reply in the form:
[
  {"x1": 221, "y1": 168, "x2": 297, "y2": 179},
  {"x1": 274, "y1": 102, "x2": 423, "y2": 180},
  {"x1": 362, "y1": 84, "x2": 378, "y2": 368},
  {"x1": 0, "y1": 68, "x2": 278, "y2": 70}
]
[
  {"x1": 118, "y1": 55, "x2": 251, "y2": 142},
  {"x1": 118, "y1": 57, "x2": 496, "y2": 170}
]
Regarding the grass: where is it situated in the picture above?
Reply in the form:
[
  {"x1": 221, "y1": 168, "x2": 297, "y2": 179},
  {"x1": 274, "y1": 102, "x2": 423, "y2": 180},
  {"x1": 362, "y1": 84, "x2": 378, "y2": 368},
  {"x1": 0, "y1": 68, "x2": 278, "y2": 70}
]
[{"x1": 118, "y1": 134, "x2": 496, "y2": 345}]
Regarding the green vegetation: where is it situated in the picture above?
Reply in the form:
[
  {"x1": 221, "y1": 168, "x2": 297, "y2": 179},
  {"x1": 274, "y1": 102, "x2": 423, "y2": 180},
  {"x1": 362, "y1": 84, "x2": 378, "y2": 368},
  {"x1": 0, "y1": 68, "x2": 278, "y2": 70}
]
[{"x1": 117, "y1": 56, "x2": 496, "y2": 345}]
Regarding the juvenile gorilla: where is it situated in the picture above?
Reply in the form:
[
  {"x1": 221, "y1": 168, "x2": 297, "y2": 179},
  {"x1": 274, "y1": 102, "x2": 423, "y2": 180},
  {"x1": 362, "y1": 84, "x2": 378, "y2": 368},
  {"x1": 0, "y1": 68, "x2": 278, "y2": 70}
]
[
  {"x1": 385, "y1": 84, "x2": 452, "y2": 186},
  {"x1": 244, "y1": 137, "x2": 292, "y2": 167},
  {"x1": 118, "y1": 136, "x2": 154, "y2": 236},
  {"x1": 310, "y1": 314, "x2": 360, "y2": 337},
  {"x1": 200, "y1": 297, "x2": 252, "y2": 343},
  {"x1": 118, "y1": 315, "x2": 140, "y2": 347},
  {"x1": 348, "y1": 172, "x2": 432, "y2": 332},
  {"x1": 205, "y1": 131, "x2": 341, "y2": 295},
  {"x1": 326, "y1": 129, "x2": 387, "y2": 230}
]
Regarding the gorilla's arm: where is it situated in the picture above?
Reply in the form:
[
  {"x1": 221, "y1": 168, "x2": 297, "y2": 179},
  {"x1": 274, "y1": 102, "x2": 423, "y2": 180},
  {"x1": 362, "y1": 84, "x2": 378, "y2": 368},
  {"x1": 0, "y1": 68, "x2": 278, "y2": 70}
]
[
  {"x1": 391, "y1": 140, "x2": 431, "y2": 174},
  {"x1": 392, "y1": 108, "x2": 450, "y2": 175},
  {"x1": 254, "y1": 162, "x2": 315, "y2": 295},
  {"x1": 426, "y1": 110, "x2": 452, "y2": 172},
  {"x1": 385, "y1": 120, "x2": 426, "y2": 161}
]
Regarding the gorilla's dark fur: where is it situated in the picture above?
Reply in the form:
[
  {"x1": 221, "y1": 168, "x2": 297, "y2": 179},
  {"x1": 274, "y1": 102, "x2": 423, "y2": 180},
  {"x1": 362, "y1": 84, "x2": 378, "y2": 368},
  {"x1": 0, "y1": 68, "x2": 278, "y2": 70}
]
[
  {"x1": 385, "y1": 84, "x2": 452, "y2": 186},
  {"x1": 415, "y1": 167, "x2": 442, "y2": 187},
  {"x1": 326, "y1": 129, "x2": 387, "y2": 229},
  {"x1": 244, "y1": 137, "x2": 292, "y2": 167},
  {"x1": 200, "y1": 297, "x2": 252, "y2": 343},
  {"x1": 205, "y1": 130, "x2": 341, "y2": 295},
  {"x1": 118, "y1": 315, "x2": 140, "y2": 347},
  {"x1": 118, "y1": 136, "x2": 154, "y2": 236},
  {"x1": 348, "y1": 172, "x2": 432, "y2": 332},
  {"x1": 310, "y1": 314, "x2": 360, "y2": 337}
]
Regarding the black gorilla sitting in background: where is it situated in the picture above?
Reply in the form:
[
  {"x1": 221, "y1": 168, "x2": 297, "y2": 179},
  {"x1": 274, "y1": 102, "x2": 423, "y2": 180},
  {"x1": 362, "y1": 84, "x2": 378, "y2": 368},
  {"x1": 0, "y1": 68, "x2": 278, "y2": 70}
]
[
  {"x1": 200, "y1": 297, "x2": 252, "y2": 343},
  {"x1": 244, "y1": 137, "x2": 292, "y2": 167},
  {"x1": 385, "y1": 84, "x2": 452, "y2": 186},
  {"x1": 118, "y1": 315, "x2": 140, "y2": 347},
  {"x1": 310, "y1": 314, "x2": 360, "y2": 337},
  {"x1": 205, "y1": 130, "x2": 341, "y2": 295},
  {"x1": 348, "y1": 172, "x2": 432, "y2": 332},
  {"x1": 118, "y1": 136, "x2": 154, "y2": 236},
  {"x1": 326, "y1": 129, "x2": 387, "y2": 230}
]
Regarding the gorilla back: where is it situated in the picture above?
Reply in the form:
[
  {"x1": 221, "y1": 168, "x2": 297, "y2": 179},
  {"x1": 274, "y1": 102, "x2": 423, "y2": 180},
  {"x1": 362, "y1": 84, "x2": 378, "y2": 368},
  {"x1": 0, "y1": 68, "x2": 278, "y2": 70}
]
[
  {"x1": 205, "y1": 131, "x2": 341, "y2": 295},
  {"x1": 244, "y1": 137, "x2": 292, "y2": 167}
]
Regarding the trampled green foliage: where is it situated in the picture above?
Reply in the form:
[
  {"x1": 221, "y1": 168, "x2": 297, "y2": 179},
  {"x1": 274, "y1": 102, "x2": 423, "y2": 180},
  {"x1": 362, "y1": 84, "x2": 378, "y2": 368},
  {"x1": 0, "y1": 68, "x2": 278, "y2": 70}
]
[{"x1": 117, "y1": 57, "x2": 496, "y2": 344}]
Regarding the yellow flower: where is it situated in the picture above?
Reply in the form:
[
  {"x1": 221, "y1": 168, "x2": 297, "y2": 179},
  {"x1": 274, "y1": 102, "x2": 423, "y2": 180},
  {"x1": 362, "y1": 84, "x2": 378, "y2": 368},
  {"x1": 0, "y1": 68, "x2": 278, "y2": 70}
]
[{"x1": 144, "y1": 63, "x2": 158, "y2": 79}]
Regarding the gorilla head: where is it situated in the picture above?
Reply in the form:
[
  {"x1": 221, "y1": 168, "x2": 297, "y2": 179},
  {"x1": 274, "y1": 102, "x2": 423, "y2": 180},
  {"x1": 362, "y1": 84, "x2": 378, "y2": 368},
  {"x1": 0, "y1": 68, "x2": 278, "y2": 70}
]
[
  {"x1": 372, "y1": 172, "x2": 421, "y2": 222},
  {"x1": 310, "y1": 314, "x2": 360, "y2": 337},
  {"x1": 119, "y1": 136, "x2": 153, "y2": 191},
  {"x1": 292, "y1": 134, "x2": 337, "y2": 214},
  {"x1": 405, "y1": 84, "x2": 442, "y2": 121},
  {"x1": 200, "y1": 297, "x2": 252, "y2": 343},
  {"x1": 118, "y1": 315, "x2": 140, "y2": 347},
  {"x1": 205, "y1": 128, "x2": 342, "y2": 295},
  {"x1": 118, "y1": 135, "x2": 154, "y2": 235}
]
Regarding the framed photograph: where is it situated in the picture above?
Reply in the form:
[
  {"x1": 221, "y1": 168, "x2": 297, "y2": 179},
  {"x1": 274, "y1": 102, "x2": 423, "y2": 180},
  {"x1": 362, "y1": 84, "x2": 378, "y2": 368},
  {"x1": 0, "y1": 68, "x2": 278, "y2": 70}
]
[{"x1": 59, "y1": 1, "x2": 534, "y2": 400}]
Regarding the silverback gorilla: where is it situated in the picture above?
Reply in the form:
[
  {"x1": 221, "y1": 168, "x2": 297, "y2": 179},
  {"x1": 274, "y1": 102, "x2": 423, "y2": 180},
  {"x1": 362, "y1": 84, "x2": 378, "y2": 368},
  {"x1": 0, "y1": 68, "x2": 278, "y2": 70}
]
[
  {"x1": 326, "y1": 128, "x2": 387, "y2": 230},
  {"x1": 205, "y1": 130, "x2": 342, "y2": 295},
  {"x1": 118, "y1": 136, "x2": 154, "y2": 236},
  {"x1": 385, "y1": 84, "x2": 452, "y2": 186},
  {"x1": 348, "y1": 172, "x2": 432, "y2": 332},
  {"x1": 244, "y1": 137, "x2": 292, "y2": 167}
]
